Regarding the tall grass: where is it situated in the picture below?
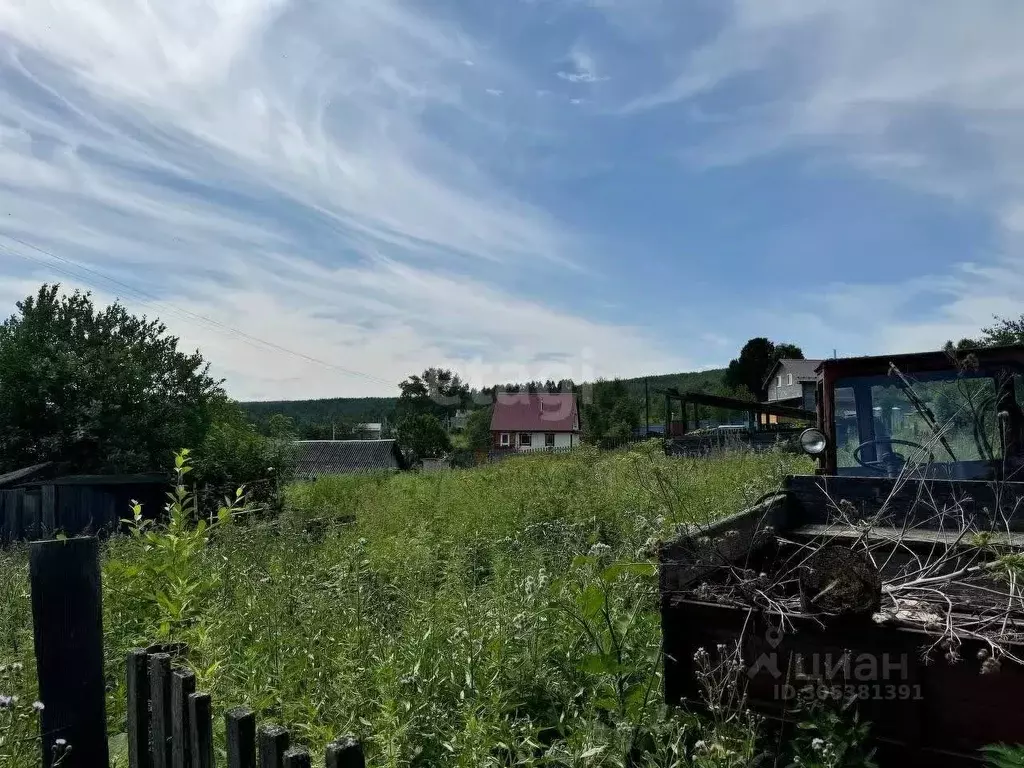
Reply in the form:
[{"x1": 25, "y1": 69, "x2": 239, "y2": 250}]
[{"x1": 0, "y1": 443, "x2": 811, "y2": 767}]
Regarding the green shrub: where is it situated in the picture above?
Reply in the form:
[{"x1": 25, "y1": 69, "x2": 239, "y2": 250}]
[
  {"x1": 192, "y1": 405, "x2": 297, "y2": 514},
  {"x1": 1, "y1": 445, "x2": 810, "y2": 766}
]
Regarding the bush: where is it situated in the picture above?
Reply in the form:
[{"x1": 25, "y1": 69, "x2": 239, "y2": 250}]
[{"x1": 192, "y1": 405, "x2": 297, "y2": 514}]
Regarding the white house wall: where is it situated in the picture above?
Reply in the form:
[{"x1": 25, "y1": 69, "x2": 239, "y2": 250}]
[
  {"x1": 495, "y1": 431, "x2": 578, "y2": 451},
  {"x1": 516, "y1": 432, "x2": 576, "y2": 450}
]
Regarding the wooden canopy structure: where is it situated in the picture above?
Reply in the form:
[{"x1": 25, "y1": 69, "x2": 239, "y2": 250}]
[{"x1": 658, "y1": 388, "x2": 815, "y2": 436}]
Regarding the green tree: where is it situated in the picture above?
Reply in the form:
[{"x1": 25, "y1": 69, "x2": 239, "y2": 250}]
[
  {"x1": 192, "y1": 403, "x2": 297, "y2": 513},
  {"x1": 0, "y1": 284, "x2": 225, "y2": 473},
  {"x1": 396, "y1": 413, "x2": 452, "y2": 461},
  {"x1": 583, "y1": 379, "x2": 638, "y2": 449},
  {"x1": 465, "y1": 406, "x2": 494, "y2": 452},
  {"x1": 397, "y1": 368, "x2": 470, "y2": 422},
  {"x1": 723, "y1": 337, "x2": 805, "y2": 398}
]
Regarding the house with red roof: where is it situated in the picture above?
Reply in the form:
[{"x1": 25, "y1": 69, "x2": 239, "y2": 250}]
[{"x1": 490, "y1": 392, "x2": 581, "y2": 451}]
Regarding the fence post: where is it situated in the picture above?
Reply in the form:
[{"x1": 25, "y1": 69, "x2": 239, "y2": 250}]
[
  {"x1": 226, "y1": 707, "x2": 256, "y2": 768},
  {"x1": 29, "y1": 536, "x2": 109, "y2": 768},
  {"x1": 171, "y1": 669, "x2": 196, "y2": 768},
  {"x1": 127, "y1": 649, "x2": 153, "y2": 768},
  {"x1": 325, "y1": 736, "x2": 365, "y2": 768},
  {"x1": 150, "y1": 653, "x2": 173, "y2": 768},
  {"x1": 188, "y1": 693, "x2": 214, "y2": 768},
  {"x1": 258, "y1": 725, "x2": 290, "y2": 768}
]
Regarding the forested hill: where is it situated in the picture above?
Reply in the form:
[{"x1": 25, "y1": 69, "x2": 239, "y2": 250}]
[
  {"x1": 617, "y1": 368, "x2": 726, "y2": 401},
  {"x1": 239, "y1": 368, "x2": 726, "y2": 436},
  {"x1": 241, "y1": 396, "x2": 398, "y2": 435}
]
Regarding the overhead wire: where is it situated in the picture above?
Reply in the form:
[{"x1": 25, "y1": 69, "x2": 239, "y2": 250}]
[{"x1": 0, "y1": 233, "x2": 393, "y2": 387}]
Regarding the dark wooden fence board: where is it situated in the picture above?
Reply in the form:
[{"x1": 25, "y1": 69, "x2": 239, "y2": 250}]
[
  {"x1": 149, "y1": 653, "x2": 173, "y2": 768},
  {"x1": 188, "y1": 694, "x2": 214, "y2": 768},
  {"x1": 259, "y1": 725, "x2": 290, "y2": 768},
  {"x1": 226, "y1": 707, "x2": 257, "y2": 768},
  {"x1": 0, "y1": 477, "x2": 169, "y2": 544},
  {"x1": 172, "y1": 669, "x2": 196, "y2": 768},
  {"x1": 128, "y1": 648, "x2": 153, "y2": 768},
  {"x1": 326, "y1": 737, "x2": 366, "y2": 768},
  {"x1": 41, "y1": 484, "x2": 55, "y2": 534},
  {"x1": 29, "y1": 538, "x2": 109, "y2": 768}
]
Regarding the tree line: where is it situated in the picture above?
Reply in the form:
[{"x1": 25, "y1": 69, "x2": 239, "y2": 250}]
[{"x1": 6, "y1": 280, "x2": 1021, "y2": 482}]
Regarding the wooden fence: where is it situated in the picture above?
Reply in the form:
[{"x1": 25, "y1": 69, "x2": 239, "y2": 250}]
[
  {"x1": 25, "y1": 536, "x2": 365, "y2": 768},
  {"x1": 0, "y1": 475, "x2": 168, "y2": 545},
  {"x1": 126, "y1": 647, "x2": 365, "y2": 768}
]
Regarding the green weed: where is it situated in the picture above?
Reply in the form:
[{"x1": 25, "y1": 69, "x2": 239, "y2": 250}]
[{"x1": 0, "y1": 444, "x2": 810, "y2": 766}]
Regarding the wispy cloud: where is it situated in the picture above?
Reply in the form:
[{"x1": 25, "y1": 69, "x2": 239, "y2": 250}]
[
  {"x1": 615, "y1": 0, "x2": 1024, "y2": 354},
  {"x1": 0, "y1": 0, "x2": 690, "y2": 397},
  {"x1": 3, "y1": 0, "x2": 1021, "y2": 397}
]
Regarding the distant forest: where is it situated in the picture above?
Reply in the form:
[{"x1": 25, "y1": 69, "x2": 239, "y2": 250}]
[{"x1": 240, "y1": 368, "x2": 728, "y2": 438}]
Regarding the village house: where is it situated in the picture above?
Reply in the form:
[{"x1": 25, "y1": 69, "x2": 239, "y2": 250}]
[
  {"x1": 490, "y1": 392, "x2": 580, "y2": 451},
  {"x1": 762, "y1": 358, "x2": 822, "y2": 411}
]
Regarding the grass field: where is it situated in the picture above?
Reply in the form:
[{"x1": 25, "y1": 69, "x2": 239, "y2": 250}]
[{"x1": 0, "y1": 443, "x2": 812, "y2": 767}]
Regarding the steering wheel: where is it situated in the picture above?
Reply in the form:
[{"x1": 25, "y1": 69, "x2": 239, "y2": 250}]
[{"x1": 852, "y1": 439, "x2": 935, "y2": 474}]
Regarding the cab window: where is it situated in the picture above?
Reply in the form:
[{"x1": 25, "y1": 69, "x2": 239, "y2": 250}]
[{"x1": 833, "y1": 368, "x2": 1021, "y2": 478}]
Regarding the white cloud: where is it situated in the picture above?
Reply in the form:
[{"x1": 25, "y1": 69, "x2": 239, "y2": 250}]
[
  {"x1": 0, "y1": 257, "x2": 687, "y2": 400},
  {"x1": 557, "y1": 48, "x2": 608, "y2": 84},
  {"x1": 0, "y1": 0, "x2": 688, "y2": 398},
  {"x1": 619, "y1": 0, "x2": 1024, "y2": 353}
]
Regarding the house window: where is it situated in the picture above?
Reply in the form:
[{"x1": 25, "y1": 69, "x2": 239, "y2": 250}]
[
  {"x1": 777, "y1": 375, "x2": 783, "y2": 387},
  {"x1": 500, "y1": 433, "x2": 509, "y2": 446},
  {"x1": 520, "y1": 433, "x2": 532, "y2": 447},
  {"x1": 545, "y1": 433, "x2": 555, "y2": 447},
  {"x1": 787, "y1": 373, "x2": 793, "y2": 386}
]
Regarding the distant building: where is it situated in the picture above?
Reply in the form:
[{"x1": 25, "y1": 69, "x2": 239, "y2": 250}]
[
  {"x1": 762, "y1": 359, "x2": 822, "y2": 412},
  {"x1": 293, "y1": 439, "x2": 407, "y2": 478},
  {"x1": 353, "y1": 422, "x2": 383, "y2": 440},
  {"x1": 490, "y1": 392, "x2": 580, "y2": 451}
]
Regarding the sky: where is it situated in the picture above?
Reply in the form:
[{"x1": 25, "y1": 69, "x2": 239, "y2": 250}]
[{"x1": 2, "y1": 0, "x2": 1024, "y2": 400}]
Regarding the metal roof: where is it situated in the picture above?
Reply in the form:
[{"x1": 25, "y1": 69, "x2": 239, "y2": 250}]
[
  {"x1": 0, "y1": 462, "x2": 52, "y2": 489},
  {"x1": 293, "y1": 439, "x2": 406, "y2": 478},
  {"x1": 490, "y1": 393, "x2": 579, "y2": 433}
]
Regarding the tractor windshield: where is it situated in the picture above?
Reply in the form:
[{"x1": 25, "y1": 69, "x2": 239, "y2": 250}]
[{"x1": 832, "y1": 367, "x2": 1024, "y2": 479}]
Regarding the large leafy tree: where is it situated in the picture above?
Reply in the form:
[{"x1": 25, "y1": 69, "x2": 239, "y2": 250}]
[
  {"x1": 397, "y1": 367, "x2": 470, "y2": 422},
  {"x1": 582, "y1": 379, "x2": 637, "y2": 449},
  {"x1": 0, "y1": 284, "x2": 226, "y2": 473},
  {"x1": 396, "y1": 413, "x2": 452, "y2": 461},
  {"x1": 723, "y1": 337, "x2": 805, "y2": 398}
]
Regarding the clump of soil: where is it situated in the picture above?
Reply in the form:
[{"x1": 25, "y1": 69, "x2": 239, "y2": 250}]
[{"x1": 798, "y1": 545, "x2": 881, "y2": 617}]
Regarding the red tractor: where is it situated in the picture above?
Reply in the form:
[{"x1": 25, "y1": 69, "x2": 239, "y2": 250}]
[{"x1": 660, "y1": 345, "x2": 1024, "y2": 766}]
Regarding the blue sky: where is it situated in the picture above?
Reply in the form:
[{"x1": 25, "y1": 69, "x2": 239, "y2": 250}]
[{"x1": 1, "y1": 0, "x2": 1023, "y2": 399}]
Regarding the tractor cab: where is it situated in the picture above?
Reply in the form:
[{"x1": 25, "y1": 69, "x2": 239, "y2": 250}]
[
  {"x1": 798, "y1": 345, "x2": 1024, "y2": 480},
  {"x1": 660, "y1": 345, "x2": 1024, "y2": 764}
]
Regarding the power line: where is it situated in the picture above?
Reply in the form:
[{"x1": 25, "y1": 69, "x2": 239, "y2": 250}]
[{"x1": 0, "y1": 233, "x2": 393, "y2": 387}]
